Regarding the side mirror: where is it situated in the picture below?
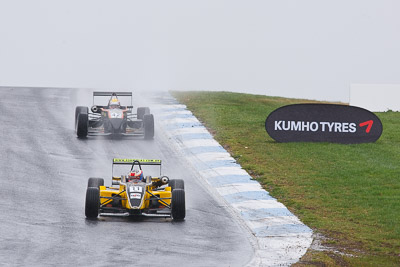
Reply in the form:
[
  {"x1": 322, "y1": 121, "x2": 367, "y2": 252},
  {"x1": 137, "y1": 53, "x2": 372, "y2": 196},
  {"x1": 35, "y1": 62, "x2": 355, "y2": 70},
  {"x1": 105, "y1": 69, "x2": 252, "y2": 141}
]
[
  {"x1": 91, "y1": 105, "x2": 99, "y2": 113},
  {"x1": 160, "y1": 176, "x2": 169, "y2": 185}
]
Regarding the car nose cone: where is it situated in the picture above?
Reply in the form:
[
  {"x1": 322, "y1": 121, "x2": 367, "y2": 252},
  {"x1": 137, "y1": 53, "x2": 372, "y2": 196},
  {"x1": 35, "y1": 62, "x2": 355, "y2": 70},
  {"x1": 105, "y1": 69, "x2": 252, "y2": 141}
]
[{"x1": 110, "y1": 118, "x2": 123, "y2": 130}]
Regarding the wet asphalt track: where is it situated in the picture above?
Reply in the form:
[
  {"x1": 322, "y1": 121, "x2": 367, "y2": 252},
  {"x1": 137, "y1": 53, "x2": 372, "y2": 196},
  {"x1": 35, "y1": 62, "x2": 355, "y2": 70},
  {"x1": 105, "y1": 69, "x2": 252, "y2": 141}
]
[{"x1": 0, "y1": 88, "x2": 253, "y2": 266}]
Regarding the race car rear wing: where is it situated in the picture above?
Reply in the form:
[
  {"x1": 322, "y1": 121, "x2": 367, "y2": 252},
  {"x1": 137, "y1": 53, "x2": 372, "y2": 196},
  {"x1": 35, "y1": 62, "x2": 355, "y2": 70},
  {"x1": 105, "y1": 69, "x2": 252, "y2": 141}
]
[
  {"x1": 112, "y1": 158, "x2": 162, "y2": 176},
  {"x1": 113, "y1": 158, "x2": 161, "y2": 165},
  {"x1": 93, "y1": 91, "x2": 133, "y2": 105},
  {"x1": 93, "y1": 92, "x2": 133, "y2": 96}
]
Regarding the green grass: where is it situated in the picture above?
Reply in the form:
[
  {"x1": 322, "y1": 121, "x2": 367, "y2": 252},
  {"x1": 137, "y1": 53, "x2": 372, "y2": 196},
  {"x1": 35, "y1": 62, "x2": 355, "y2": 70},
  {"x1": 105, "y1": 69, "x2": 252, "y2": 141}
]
[{"x1": 172, "y1": 91, "x2": 400, "y2": 266}]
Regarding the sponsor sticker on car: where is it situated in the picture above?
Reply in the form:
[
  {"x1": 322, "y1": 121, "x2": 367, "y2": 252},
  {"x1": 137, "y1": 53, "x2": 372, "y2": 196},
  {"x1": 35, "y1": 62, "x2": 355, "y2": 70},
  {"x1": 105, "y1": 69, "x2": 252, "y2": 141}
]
[{"x1": 130, "y1": 193, "x2": 141, "y2": 199}]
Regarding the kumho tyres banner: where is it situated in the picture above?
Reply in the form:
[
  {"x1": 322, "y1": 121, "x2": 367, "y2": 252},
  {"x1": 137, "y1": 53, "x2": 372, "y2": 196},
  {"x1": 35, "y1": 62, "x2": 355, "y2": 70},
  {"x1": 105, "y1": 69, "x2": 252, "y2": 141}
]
[{"x1": 265, "y1": 104, "x2": 383, "y2": 144}]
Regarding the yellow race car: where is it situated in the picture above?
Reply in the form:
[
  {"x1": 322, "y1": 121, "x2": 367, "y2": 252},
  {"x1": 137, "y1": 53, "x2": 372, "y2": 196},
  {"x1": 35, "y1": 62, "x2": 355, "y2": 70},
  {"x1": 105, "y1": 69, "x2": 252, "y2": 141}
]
[{"x1": 85, "y1": 159, "x2": 185, "y2": 220}]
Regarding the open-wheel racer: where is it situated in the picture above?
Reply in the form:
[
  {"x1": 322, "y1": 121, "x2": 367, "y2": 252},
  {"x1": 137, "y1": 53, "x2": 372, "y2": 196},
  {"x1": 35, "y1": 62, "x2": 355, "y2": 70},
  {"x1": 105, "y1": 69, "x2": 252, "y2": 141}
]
[
  {"x1": 75, "y1": 92, "x2": 154, "y2": 139},
  {"x1": 85, "y1": 159, "x2": 185, "y2": 221}
]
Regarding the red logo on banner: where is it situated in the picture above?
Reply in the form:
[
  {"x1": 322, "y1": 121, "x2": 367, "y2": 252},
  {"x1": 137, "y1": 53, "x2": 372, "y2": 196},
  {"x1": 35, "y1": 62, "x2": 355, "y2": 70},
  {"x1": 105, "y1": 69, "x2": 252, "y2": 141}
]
[{"x1": 359, "y1": 120, "x2": 373, "y2": 133}]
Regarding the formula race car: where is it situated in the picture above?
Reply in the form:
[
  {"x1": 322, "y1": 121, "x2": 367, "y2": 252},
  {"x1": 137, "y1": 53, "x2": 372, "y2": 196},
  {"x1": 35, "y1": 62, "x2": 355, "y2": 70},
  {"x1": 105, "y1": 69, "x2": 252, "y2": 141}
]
[
  {"x1": 85, "y1": 159, "x2": 185, "y2": 221},
  {"x1": 75, "y1": 92, "x2": 154, "y2": 139}
]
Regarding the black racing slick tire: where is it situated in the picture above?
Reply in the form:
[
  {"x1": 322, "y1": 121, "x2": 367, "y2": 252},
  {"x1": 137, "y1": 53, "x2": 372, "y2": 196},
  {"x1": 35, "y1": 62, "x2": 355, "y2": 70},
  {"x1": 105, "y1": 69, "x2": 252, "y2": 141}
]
[
  {"x1": 76, "y1": 113, "x2": 88, "y2": 138},
  {"x1": 88, "y1": 177, "x2": 104, "y2": 188},
  {"x1": 144, "y1": 114, "x2": 154, "y2": 140},
  {"x1": 75, "y1": 106, "x2": 88, "y2": 124},
  {"x1": 169, "y1": 179, "x2": 184, "y2": 190},
  {"x1": 171, "y1": 189, "x2": 185, "y2": 221},
  {"x1": 85, "y1": 187, "x2": 100, "y2": 219},
  {"x1": 137, "y1": 107, "x2": 150, "y2": 120}
]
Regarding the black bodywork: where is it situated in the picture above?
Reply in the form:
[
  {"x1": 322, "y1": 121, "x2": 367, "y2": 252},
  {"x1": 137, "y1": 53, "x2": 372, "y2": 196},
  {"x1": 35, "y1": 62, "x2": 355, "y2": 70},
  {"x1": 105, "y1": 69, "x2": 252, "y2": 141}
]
[{"x1": 75, "y1": 92, "x2": 154, "y2": 138}]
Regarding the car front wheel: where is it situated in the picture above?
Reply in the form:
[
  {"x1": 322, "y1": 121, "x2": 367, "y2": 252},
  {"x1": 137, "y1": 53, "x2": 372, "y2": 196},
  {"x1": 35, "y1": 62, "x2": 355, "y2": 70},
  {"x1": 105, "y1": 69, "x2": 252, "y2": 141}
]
[
  {"x1": 85, "y1": 187, "x2": 100, "y2": 219},
  {"x1": 171, "y1": 189, "x2": 185, "y2": 221}
]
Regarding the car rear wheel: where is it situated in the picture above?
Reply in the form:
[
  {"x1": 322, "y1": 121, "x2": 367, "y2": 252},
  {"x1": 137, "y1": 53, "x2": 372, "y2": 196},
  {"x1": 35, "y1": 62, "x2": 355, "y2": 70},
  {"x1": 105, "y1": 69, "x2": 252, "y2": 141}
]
[
  {"x1": 76, "y1": 107, "x2": 89, "y2": 138},
  {"x1": 85, "y1": 187, "x2": 100, "y2": 219},
  {"x1": 171, "y1": 189, "x2": 185, "y2": 221},
  {"x1": 75, "y1": 106, "x2": 88, "y2": 125},
  {"x1": 144, "y1": 114, "x2": 154, "y2": 140},
  {"x1": 169, "y1": 179, "x2": 184, "y2": 190},
  {"x1": 88, "y1": 177, "x2": 104, "y2": 188}
]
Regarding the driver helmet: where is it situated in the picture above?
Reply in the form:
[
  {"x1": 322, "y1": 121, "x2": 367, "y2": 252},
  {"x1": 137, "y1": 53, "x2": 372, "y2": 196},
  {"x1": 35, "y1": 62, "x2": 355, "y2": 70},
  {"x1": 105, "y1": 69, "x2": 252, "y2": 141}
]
[
  {"x1": 128, "y1": 169, "x2": 144, "y2": 181},
  {"x1": 109, "y1": 96, "x2": 120, "y2": 109}
]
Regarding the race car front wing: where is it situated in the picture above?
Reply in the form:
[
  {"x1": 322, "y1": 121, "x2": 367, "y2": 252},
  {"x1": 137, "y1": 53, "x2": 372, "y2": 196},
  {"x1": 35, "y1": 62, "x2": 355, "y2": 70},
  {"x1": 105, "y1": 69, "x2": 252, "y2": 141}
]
[{"x1": 99, "y1": 190, "x2": 172, "y2": 218}]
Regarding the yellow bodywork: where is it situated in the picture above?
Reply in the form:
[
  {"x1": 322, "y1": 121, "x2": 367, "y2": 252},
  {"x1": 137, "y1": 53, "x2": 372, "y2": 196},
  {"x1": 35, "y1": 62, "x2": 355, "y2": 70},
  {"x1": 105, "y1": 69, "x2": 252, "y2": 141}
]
[{"x1": 99, "y1": 176, "x2": 172, "y2": 210}]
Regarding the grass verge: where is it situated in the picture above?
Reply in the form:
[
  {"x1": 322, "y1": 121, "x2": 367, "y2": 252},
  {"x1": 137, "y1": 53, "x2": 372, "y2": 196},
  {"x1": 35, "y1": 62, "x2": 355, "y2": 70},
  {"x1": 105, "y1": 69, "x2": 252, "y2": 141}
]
[{"x1": 172, "y1": 91, "x2": 400, "y2": 266}]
